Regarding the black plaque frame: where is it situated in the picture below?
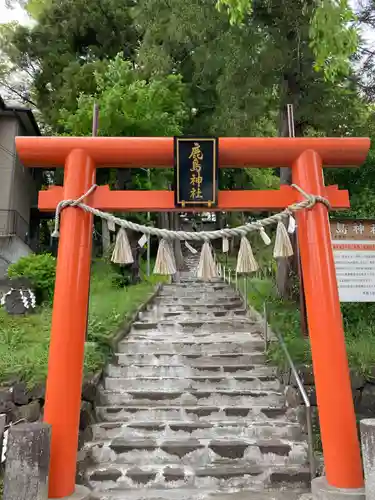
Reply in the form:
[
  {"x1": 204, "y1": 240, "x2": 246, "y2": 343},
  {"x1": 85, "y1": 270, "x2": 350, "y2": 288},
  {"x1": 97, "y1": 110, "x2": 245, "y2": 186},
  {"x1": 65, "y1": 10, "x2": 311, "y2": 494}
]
[{"x1": 174, "y1": 137, "x2": 219, "y2": 208}]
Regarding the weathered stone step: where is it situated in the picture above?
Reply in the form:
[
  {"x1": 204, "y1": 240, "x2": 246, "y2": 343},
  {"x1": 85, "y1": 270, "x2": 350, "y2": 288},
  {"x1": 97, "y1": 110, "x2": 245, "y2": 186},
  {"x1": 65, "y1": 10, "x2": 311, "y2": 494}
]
[
  {"x1": 150, "y1": 302, "x2": 244, "y2": 311},
  {"x1": 139, "y1": 310, "x2": 248, "y2": 321},
  {"x1": 96, "y1": 405, "x2": 293, "y2": 423},
  {"x1": 114, "y1": 353, "x2": 267, "y2": 366},
  {"x1": 86, "y1": 271, "x2": 309, "y2": 499},
  {"x1": 117, "y1": 340, "x2": 264, "y2": 355},
  {"x1": 157, "y1": 294, "x2": 239, "y2": 301},
  {"x1": 162, "y1": 284, "x2": 228, "y2": 291},
  {"x1": 98, "y1": 389, "x2": 284, "y2": 407},
  {"x1": 91, "y1": 420, "x2": 304, "y2": 442},
  {"x1": 84, "y1": 435, "x2": 307, "y2": 467},
  {"x1": 89, "y1": 487, "x2": 309, "y2": 500},
  {"x1": 85, "y1": 462, "x2": 309, "y2": 489},
  {"x1": 103, "y1": 375, "x2": 280, "y2": 392},
  {"x1": 153, "y1": 297, "x2": 242, "y2": 305},
  {"x1": 105, "y1": 363, "x2": 275, "y2": 378},
  {"x1": 130, "y1": 320, "x2": 259, "y2": 333},
  {"x1": 127, "y1": 333, "x2": 263, "y2": 343}
]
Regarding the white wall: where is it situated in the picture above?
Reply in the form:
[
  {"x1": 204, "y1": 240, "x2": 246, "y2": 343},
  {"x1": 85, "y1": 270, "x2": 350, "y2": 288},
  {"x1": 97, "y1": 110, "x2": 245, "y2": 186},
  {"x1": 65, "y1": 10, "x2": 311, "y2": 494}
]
[{"x1": 0, "y1": 235, "x2": 32, "y2": 277}]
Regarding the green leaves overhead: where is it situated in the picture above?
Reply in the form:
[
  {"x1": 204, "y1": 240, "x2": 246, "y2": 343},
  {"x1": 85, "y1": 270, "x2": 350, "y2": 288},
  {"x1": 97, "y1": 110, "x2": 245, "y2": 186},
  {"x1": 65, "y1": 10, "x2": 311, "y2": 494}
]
[
  {"x1": 215, "y1": 0, "x2": 358, "y2": 81},
  {"x1": 310, "y1": 0, "x2": 358, "y2": 81},
  {"x1": 60, "y1": 55, "x2": 188, "y2": 137},
  {"x1": 216, "y1": 0, "x2": 252, "y2": 25}
]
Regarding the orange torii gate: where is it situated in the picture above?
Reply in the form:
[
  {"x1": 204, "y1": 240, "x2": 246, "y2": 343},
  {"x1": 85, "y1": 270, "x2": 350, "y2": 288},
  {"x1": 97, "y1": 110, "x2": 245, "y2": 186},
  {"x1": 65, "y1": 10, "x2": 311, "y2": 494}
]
[{"x1": 16, "y1": 136, "x2": 370, "y2": 498}]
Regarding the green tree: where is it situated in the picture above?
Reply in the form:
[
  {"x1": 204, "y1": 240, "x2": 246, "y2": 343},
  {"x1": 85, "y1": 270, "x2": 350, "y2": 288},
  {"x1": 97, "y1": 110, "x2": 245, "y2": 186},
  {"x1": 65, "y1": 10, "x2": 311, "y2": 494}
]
[
  {"x1": 59, "y1": 54, "x2": 188, "y2": 190},
  {"x1": 216, "y1": 0, "x2": 358, "y2": 81},
  {"x1": 0, "y1": 0, "x2": 138, "y2": 126}
]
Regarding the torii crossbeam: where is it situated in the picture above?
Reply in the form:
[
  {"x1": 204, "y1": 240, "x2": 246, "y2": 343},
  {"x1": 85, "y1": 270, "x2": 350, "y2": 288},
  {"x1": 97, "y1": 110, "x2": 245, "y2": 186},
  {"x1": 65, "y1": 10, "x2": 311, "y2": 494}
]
[{"x1": 16, "y1": 136, "x2": 370, "y2": 499}]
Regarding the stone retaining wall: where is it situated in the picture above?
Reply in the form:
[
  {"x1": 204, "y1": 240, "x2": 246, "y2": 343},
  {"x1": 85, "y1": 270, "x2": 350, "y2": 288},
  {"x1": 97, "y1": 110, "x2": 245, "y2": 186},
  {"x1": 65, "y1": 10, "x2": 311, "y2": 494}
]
[{"x1": 282, "y1": 365, "x2": 375, "y2": 419}]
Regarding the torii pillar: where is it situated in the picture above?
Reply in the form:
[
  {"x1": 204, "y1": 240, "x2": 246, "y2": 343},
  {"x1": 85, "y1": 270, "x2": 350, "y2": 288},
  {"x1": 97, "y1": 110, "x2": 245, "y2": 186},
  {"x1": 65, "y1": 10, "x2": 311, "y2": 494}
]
[{"x1": 15, "y1": 136, "x2": 370, "y2": 499}]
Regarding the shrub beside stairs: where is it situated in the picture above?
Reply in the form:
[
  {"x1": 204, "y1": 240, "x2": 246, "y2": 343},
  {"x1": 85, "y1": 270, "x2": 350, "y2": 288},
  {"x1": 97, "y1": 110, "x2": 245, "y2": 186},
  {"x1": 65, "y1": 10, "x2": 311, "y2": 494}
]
[{"x1": 79, "y1": 255, "x2": 311, "y2": 500}]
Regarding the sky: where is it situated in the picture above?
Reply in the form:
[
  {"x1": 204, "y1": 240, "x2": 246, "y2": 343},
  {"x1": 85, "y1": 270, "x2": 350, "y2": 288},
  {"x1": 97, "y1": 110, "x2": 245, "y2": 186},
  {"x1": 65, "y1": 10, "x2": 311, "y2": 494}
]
[{"x1": 0, "y1": 0, "x2": 31, "y2": 24}]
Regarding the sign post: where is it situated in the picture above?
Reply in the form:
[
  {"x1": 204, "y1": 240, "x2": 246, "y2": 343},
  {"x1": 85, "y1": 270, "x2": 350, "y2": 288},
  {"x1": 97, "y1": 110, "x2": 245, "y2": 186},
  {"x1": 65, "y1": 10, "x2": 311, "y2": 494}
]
[{"x1": 331, "y1": 219, "x2": 375, "y2": 302}]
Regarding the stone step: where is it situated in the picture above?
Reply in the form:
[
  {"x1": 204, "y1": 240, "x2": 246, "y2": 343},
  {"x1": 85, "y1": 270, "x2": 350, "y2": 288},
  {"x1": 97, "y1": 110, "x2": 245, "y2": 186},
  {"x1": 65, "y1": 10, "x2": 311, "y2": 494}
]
[
  {"x1": 117, "y1": 340, "x2": 265, "y2": 355},
  {"x1": 153, "y1": 297, "x2": 242, "y2": 305},
  {"x1": 114, "y1": 353, "x2": 267, "y2": 366},
  {"x1": 89, "y1": 488, "x2": 309, "y2": 500},
  {"x1": 103, "y1": 376, "x2": 280, "y2": 392},
  {"x1": 150, "y1": 302, "x2": 244, "y2": 311},
  {"x1": 139, "y1": 310, "x2": 248, "y2": 321},
  {"x1": 157, "y1": 293, "x2": 239, "y2": 301},
  {"x1": 85, "y1": 462, "x2": 310, "y2": 491},
  {"x1": 86, "y1": 268, "x2": 309, "y2": 500},
  {"x1": 130, "y1": 320, "x2": 260, "y2": 334},
  {"x1": 91, "y1": 420, "x2": 304, "y2": 442},
  {"x1": 96, "y1": 405, "x2": 294, "y2": 423},
  {"x1": 105, "y1": 363, "x2": 276, "y2": 378},
  {"x1": 83, "y1": 436, "x2": 307, "y2": 467},
  {"x1": 98, "y1": 389, "x2": 284, "y2": 407},
  {"x1": 162, "y1": 284, "x2": 228, "y2": 291}
]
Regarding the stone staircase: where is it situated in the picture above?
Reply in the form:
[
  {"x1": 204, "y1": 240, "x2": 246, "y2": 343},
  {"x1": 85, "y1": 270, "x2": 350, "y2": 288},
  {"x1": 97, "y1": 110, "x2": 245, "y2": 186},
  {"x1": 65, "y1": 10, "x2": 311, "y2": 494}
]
[{"x1": 82, "y1": 254, "x2": 310, "y2": 500}]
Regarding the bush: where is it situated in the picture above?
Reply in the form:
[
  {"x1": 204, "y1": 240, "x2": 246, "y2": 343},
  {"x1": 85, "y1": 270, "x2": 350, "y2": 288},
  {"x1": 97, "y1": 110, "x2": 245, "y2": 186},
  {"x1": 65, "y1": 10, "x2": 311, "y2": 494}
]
[{"x1": 8, "y1": 253, "x2": 56, "y2": 304}]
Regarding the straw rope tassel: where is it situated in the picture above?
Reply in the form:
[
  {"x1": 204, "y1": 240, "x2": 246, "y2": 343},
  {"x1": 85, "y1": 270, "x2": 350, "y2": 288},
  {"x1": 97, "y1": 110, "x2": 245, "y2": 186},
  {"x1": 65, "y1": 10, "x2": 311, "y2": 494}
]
[
  {"x1": 153, "y1": 238, "x2": 177, "y2": 275},
  {"x1": 197, "y1": 241, "x2": 218, "y2": 281},
  {"x1": 259, "y1": 227, "x2": 271, "y2": 245},
  {"x1": 111, "y1": 228, "x2": 134, "y2": 264},
  {"x1": 274, "y1": 221, "x2": 294, "y2": 258},
  {"x1": 236, "y1": 236, "x2": 259, "y2": 274}
]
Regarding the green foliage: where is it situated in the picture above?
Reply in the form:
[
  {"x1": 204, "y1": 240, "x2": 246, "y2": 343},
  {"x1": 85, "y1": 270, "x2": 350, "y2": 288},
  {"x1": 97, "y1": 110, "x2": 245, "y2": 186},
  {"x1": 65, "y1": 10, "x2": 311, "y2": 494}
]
[
  {"x1": 0, "y1": 0, "x2": 139, "y2": 126},
  {"x1": 7, "y1": 253, "x2": 56, "y2": 304},
  {"x1": 0, "y1": 259, "x2": 163, "y2": 386},
  {"x1": 216, "y1": 0, "x2": 252, "y2": 25},
  {"x1": 215, "y1": 0, "x2": 358, "y2": 81},
  {"x1": 242, "y1": 271, "x2": 375, "y2": 377},
  {"x1": 327, "y1": 145, "x2": 375, "y2": 219},
  {"x1": 59, "y1": 55, "x2": 188, "y2": 137},
  {"x1": 310, "y1": 0, "x2": 358, "y2": 80}
]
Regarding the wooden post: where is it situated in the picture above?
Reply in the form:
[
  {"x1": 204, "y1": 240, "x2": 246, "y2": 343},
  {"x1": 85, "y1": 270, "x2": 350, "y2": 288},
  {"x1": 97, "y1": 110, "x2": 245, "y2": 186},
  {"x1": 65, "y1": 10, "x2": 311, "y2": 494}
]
[
  {"x1": 292, "y1": 150, "x2": 363, "y2": 488},
  {"x1": 3, "y1": 423, "x2": 51, "y2": 500},
  {"x1": 43, "y1": 149, "x2": 95, "y2": 498}
]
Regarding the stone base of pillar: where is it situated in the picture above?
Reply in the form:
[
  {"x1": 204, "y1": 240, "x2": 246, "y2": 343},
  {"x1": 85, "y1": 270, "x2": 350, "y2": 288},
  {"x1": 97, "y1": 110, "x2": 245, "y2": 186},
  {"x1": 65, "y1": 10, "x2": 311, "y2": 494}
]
[
  {"x1": 49, "y1": 485, "x2": 90, "y2": 500},
  {"x1": 312, "y1": 477, "x2": 365, "y2": 500}
]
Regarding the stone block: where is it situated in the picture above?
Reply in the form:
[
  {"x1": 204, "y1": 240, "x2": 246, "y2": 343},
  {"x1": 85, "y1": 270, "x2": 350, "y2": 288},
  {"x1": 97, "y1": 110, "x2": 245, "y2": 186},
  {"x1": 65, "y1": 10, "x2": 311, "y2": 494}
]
[
  {"x1": 13, "y1": 400, "x2": 41, "y2": 422},
  {"x1": 311, "y1": 476, "x2": 365, "y2": 500},
  {"x1": 79, "y1": 401, "x2": 95, "y2": 430},
  {"x1": 12, "y1": 382, "x2": 29, "y2": 405},
  {"x1": 358, "y1": 384, "x2": 375, "y2": 415},
  {"x1": 350, "y1": 370, "x2": 365, "y2": 390},
  {"x1": 4, "y1": 422, "x2": 51, "y2": 500},
  {"x1": 28, "y1": 383, "x2": 46, "y2": 402},
  {"x1": 360, "y1": 418, "x2": 375, "y2": 500},
  {"x1": 0, "y1": 389, "x2": 15, "y2": 421}
]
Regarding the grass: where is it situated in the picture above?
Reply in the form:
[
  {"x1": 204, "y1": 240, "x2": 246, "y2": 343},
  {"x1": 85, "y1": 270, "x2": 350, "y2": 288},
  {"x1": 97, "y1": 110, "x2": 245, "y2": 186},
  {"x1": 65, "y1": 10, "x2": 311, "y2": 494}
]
[
  {"x1": 217, "y1": 252, "x2": 375, "y2": 376},
  {"x1": 0, "y1": 259, "x2": 165, "y2": 388}
]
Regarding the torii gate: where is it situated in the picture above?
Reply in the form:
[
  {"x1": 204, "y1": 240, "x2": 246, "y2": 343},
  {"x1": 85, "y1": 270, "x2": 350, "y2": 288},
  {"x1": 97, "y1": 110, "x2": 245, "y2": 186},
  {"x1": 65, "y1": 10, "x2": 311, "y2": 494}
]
[{"x1": 16, "y1": 136, "x2": 370, "y2": 499}]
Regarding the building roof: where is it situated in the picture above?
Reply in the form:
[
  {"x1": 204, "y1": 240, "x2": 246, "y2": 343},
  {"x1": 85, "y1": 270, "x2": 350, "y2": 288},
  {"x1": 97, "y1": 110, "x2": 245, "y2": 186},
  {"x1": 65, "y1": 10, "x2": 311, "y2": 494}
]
[{"x1": 0, "y1": 96, "x2": 41, "y2": 136}]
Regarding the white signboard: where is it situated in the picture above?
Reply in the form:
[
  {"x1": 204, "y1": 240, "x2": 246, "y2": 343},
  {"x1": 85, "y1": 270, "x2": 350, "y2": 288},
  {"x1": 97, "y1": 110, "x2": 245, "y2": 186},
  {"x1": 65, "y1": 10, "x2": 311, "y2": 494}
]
[{"x1": 331, "y1": 220, "x2": 375, "y2": 302}]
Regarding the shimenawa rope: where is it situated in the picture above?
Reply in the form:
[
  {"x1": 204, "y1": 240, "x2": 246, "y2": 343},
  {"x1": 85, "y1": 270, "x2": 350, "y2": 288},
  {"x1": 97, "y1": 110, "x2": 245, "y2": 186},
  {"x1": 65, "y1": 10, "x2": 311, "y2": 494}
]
[{"x1": 52, "y1": 184, "x2": 330, "y2": 241}]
